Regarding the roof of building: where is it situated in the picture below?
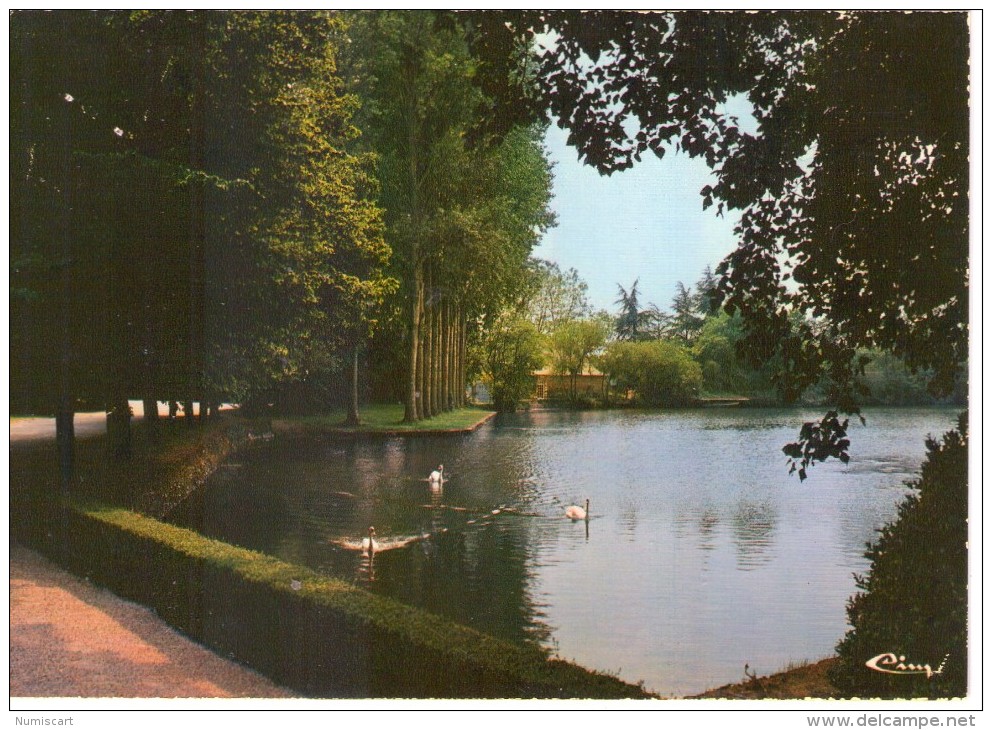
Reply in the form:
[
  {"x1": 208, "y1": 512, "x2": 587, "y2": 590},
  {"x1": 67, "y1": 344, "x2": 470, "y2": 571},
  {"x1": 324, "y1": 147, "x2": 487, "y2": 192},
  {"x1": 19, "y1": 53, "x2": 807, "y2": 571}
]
[{"x1": 533, "y1": 365, "x2": 605, "y2": 377}]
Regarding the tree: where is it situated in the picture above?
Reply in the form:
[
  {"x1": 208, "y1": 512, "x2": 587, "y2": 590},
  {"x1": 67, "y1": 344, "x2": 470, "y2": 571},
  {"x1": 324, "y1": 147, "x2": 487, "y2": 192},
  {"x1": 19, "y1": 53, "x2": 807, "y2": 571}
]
[
  {"x1": 348, "y1": 11, "x2": 554, "y2": 421},
  {"x1": 599, "y1": 340, "x2": 702, "y2": 407},
  {"x1": 548, "y1": 319, "x2": 608, "y2": 401},
  {"x1": 666, "y1": 281, "x2": 705, "y2": 345},
  {"x1": 10, "y1": 12, "x2": 392, "y2": 452},
  {"x1": 475, "y1": 314, "x2": 544, "y2": 412},
  {"x1": 486, "y1": 10, "x2": 968, "y2": 474},
  {"x1": 612, "y1": 280, "x2": 640, "y2": 341},
  {"x1": 695, "y1": 265, "x2": 720, "y2": 316},
  {"x1": 526, "y1": 260, "x2": 591, "y2": 336}
]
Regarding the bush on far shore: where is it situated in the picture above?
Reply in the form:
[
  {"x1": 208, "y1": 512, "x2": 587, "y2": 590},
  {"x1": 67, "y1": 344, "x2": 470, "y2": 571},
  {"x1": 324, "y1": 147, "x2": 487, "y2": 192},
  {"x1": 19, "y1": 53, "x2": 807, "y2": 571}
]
[{"x1": 597, "y1": 339, "x2": 702, "y2": 407}]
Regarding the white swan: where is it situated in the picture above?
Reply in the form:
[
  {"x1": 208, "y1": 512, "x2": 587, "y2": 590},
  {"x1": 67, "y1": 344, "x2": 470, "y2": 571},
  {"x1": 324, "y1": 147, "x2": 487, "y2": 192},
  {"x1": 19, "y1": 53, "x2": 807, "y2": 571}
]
[
  {"x1": 331, "y1": 527, "x2": 428, "y2": 553},
  {"x1": 428, "y1": 464, "x2": 444, "y2": 484},
  {"x1": 361, "y1": 526, "x2": 379, "y2": 554},
  {"x1": 565, "y1": 498, "x2": 589, "y2": 521}
]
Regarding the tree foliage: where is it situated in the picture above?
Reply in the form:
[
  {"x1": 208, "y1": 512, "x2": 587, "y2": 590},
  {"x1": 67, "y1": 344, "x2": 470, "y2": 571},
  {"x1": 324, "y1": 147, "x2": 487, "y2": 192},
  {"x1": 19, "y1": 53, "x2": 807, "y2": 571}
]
[
  {"x1": 525, "y1": 260, "x2": 591, "y2": 336},
  {"x1": 348, "y1": 11, "x2": 555, "y2": 421},
  {"x1": 548, "y1": 319, "x2": 609, "y2": 401},
  {"x1": 10, "y1": 11, "x2": 392, "y2": 420},
  {"x1": 485, "y1": 10, "x2": 968, "y2": 474},
  {"x1": 598, "y1": 340, "x2": 701, "y2": 406},
  {"x1": 475, "y1": 314, "x2": 545, "y2": 412},
  {"x1": 613, "y1": 279, "x2": 661, "y2": 342},
  {"x1": 692, "y1": 311, "x2": 777, "y2": 399},
  {"x1": 666, "y1": 281, "x2": 705, "y2": 345}
]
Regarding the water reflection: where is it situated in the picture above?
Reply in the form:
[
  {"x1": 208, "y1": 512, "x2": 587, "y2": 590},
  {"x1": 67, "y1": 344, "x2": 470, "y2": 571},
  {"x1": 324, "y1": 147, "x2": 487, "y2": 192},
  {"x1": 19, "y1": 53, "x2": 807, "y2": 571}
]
[
  {"x1": 360, "y1": 550, "x2": 376, "y2": 583},
  {"x1": 730, "y1": 501, "x2": 777, "y2": 571},
  {"x1": 168, "y1": 406, "x2": 959, "y2": 697}
]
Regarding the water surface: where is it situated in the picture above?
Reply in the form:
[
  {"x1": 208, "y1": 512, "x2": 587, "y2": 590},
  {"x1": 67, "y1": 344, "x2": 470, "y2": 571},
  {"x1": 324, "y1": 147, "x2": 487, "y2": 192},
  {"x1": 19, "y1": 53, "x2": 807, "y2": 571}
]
[{"x1": 169, "y1": 407, "x2": 959, "y2": 696}]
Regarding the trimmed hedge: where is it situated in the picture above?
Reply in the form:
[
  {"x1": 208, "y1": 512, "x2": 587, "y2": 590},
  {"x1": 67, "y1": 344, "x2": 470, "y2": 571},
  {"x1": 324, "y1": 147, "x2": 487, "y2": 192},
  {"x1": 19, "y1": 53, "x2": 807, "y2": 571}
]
[{"x1": 32, "y1": 501, "x2": 653, "y2": 699}]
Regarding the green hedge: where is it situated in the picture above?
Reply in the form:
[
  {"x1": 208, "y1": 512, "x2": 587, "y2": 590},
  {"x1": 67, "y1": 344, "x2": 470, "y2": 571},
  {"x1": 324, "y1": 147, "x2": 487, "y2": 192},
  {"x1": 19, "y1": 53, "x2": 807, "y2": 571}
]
[
  {"x1": 31, "y1": 501, "x2": 652, "y2": 699},
  {"x1": 830, "y1": 414, "x2": 968, "y2": 698}
]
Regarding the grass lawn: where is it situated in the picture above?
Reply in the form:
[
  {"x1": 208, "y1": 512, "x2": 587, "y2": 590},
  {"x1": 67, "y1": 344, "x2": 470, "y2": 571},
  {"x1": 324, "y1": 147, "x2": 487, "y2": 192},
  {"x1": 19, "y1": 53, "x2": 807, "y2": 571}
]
[{"x1": 272, "y1": 403, "x2": 496, "y2": 435}]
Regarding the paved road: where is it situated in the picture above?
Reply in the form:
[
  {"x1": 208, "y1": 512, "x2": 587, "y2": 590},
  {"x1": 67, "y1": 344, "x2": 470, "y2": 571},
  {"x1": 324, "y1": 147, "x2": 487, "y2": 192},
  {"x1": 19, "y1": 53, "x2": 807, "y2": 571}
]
[
  {"x1": 10, "y1": 544, "x2": 296, "y2": 698},
  {"x1": 9, "y1": 401, "x2": 232, "y2": 443},
  {"x1": 10, "y1": 411, "x2": 110, "y2": 442}
]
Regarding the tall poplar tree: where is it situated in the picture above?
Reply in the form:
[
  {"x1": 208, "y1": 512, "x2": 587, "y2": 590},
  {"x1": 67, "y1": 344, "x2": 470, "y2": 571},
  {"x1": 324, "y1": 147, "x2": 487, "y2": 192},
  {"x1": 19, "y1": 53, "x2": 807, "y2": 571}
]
[{"x1": 347, "y1": 11, "x2": 553, "y2": 421}]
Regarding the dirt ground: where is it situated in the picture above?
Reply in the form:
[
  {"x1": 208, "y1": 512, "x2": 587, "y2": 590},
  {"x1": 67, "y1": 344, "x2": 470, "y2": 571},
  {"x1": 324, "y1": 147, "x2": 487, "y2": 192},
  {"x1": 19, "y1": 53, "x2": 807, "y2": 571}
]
[
  {"x1": 9, "y1": 544, "x2": 296, "y2": 699},
  {"x1": 690, "y1": 658, "x2": 839, "y2": 699}
]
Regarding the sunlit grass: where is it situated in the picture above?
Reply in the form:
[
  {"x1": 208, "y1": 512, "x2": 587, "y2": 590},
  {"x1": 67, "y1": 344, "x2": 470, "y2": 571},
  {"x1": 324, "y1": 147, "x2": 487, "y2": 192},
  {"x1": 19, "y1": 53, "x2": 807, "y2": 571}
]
[{"x1": 274, "y1": 404, "x2": 496, "y2": 434}]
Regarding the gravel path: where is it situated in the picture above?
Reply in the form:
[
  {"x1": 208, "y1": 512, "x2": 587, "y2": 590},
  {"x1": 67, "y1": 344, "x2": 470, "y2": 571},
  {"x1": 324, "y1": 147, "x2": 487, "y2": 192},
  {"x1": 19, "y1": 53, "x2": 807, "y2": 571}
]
[{"x1": 9, "y1": 544, "x2": 296, "y2": 698}]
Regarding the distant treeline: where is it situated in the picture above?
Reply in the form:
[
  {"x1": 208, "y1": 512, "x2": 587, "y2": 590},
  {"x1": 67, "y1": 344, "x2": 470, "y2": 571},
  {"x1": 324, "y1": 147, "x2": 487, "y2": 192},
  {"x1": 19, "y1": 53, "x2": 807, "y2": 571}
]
[{"x1": 500, "y1": 267, "x2": 966, "y2": 411}]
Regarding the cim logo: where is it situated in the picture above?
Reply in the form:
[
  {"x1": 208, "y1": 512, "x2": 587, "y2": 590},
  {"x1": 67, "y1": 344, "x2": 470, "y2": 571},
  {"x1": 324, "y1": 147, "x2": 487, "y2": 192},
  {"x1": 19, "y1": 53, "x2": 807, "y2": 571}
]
[{"x1": 865, "y1": 652, "x2": 949, "y2": 679}]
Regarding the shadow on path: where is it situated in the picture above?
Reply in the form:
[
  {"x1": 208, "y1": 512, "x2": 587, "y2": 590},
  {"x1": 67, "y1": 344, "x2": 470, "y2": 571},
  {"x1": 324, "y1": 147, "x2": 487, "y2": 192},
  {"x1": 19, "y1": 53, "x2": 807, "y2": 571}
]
[{"x1": 10, "y1": 544, "x2": 295, "y2": 698}]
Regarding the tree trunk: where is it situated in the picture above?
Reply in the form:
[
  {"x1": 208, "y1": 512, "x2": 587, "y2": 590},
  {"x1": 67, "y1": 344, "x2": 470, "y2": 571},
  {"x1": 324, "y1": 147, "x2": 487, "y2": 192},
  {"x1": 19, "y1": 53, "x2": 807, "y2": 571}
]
[
  {"x1": 55, "y1": 60, "x2": 75, "y2": 521},
  {"x1": 183, "y1": 399, "x2": 195, "y2": 426},
  {"x1": 430, "y1": 297, "x2": 439, "y2": 417},
  {"x1": 455, "y1": 312, "x2": 462, "y2": 408},
  {"x1": 441, "y1": 301, "x2": 451, "y2": 411},
  {"x1": 143, "y1": 398, "x2": 159, "y2": 424},
  {"x1": 415, "y1": 317, "x2": 425, "y2": 421},
  {"x1": 404, "y1": 267, "x2": 424, "y2": 423},
  {"x1": 417, "y1": 325, "x2": 426, "y2": 420},
  {"x1": 459, "y1": 317, "x2": 468, "y2": 408},
  {"x1": 55, "y1": 393, "x2": 75, "y2": 497},
  {"x1": 107, "y1": 396, "x2": 132, "y2": 457},
  {"x1": 431, "y1": 294, "x2": 443, "y2": 416},
  {"x1": 345, "y1": 344, "x2": 361, "y2": 426},
  {"x1": 424, "y1": 288, "x2": 434, "y2": 419},
  {"x1": 402, "y1": 56, "x2": 423, "y2": 423}
]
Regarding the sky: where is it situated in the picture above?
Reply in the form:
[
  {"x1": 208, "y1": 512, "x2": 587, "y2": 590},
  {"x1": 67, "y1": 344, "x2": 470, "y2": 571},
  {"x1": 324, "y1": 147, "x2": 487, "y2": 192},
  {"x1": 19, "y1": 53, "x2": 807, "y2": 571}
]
[{"x1": 534, "y1": 123, "x2": 741, "y2": 316}]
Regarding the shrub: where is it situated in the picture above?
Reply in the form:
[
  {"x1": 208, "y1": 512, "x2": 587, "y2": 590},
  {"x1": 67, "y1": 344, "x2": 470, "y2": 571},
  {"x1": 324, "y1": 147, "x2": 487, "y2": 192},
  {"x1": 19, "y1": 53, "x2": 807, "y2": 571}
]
[
  {"x1": 830, "y1": 413, "x2": 968, "y2": 698},
  {"x1": 477, "y1": 315, "x2": 545, "y2": 412},
  {"x1": 599, "y1": 339, "x2": 702, "y2": 406}
]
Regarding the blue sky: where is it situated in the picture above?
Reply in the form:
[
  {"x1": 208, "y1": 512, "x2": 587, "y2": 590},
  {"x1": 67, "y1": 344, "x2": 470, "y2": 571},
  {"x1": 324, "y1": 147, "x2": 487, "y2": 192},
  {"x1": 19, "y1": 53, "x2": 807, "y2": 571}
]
[{"x1": 534, "y1": 123, "x2": 741, "y2": 315}]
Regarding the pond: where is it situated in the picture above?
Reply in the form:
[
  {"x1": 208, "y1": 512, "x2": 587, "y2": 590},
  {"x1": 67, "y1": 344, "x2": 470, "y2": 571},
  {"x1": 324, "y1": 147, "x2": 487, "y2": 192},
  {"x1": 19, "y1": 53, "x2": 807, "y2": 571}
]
[{"x1": 168, "y1": 407, "x2": 960, "y2": 697}]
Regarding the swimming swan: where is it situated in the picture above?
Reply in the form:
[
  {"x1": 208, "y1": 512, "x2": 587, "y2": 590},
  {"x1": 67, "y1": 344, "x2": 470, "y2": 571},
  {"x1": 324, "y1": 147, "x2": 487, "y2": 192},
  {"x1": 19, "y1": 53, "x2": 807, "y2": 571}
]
[
  {"x1": 428, "y1": 465, "x2": 444, "y2": 484},
  {"x1": 565, "y1": 499, "x2": 589, "y2": 521},
  {"x1": 331, "y1": 527, "x2": 429, "y2": 554},
  {"x1": 362, "y1": 526, "x2": 379, "y2": 554}
]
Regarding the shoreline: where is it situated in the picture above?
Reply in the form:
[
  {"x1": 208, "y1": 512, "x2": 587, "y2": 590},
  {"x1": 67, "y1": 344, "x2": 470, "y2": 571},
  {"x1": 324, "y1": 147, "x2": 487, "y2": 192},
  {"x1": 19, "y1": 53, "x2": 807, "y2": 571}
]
[
  {"x1": 270, "y1": 408, "x2": 498, "y2": 438},
  {"x1": 689, "y1": 658, "x2": 839, "y2": 700}
]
